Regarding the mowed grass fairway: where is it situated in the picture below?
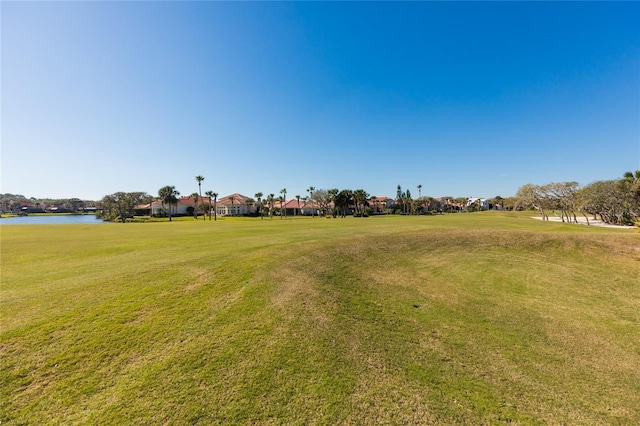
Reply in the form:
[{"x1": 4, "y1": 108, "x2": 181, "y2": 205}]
[{"x1": 2, "y1": 212, "x2": 639, "y2": 425}]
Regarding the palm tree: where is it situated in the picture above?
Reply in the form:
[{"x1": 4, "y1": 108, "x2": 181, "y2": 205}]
[
  {"x1": 307, "y1": 186, "x2": 315, "y2": 218},
  {"x1": 277, "y1": 196, "x2": 284, "y2": 218},
  {"x1": 158, "y1": 185, "x2": 180, "y2": 222},
  {"x1": 245, "y1": 198, "x2": 254, "y2": 215},
  {"x1": 280, "y1": 188, "x2": 287, "y2": 219},
  {"x1": 268, "y1": 193, "x2": 275, "y2": 219},
  {"x1": 295, "y1": 195, "x2": 301, "y2": 216},
  {"x1": 353, "y1": 189, "x2": 369, "y2": 215},
  {"x1": 195, "y1": 175, "x2": 205, "y2": 220},
  {"x1": 205, "y1": 190, "x2": 214, "y2": 220},
  {"x1": 191, "y1": 193, "x2": 199, "y2": 219},
  {"x1": 417, "y1": 184, "x2": 422, "y2": 199},
  {"x1": 212, "y1": 193, "x2": 218, "y2": 220},
  {"x1": 255, "y1": 192, "x2": 264, "y2": 219}
]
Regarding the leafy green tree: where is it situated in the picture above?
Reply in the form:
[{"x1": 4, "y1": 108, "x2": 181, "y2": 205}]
[
  {"x1": 335, "y1": 189, "x2": 353, "y2": 218},
  {"x1": 515, "y1": 184, "x2": 549, "y2": 220},
  {"x1": 310, "y1": 189, "x2": 330, "y2": 216},
  {"x1": 579, "y1": 171, "x2": 640, "y2": 225},
  {"x1": 545, "y1": 182, "x2": 579, "y2": 223},
  {"x1": 622, "y1": 170, "x2": 640, "y2": 217},
  {"x1": 327, "y1": 189, "x2": 339, "y2": 217},
  {"x1": 158, "y1": 186, "x2": 180, "y2": 222},
  {"x1": 99, "y1": 192, "x2": 150, "y2": 223}
]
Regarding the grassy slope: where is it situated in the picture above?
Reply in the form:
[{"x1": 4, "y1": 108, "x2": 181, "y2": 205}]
[{"x1": 1, "y1": 212, "x2": 639, "y2": 425}]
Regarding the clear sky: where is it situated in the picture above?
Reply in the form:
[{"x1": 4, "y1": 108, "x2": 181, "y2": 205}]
[{"x1": 2, "y1": 1, "x2": 639, "y2": 201}]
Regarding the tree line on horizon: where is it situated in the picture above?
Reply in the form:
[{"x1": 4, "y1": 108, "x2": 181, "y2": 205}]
[
  {"x1": 6, "y1": 170, "x2": 638, "y2": 226},
  {"x1": 0, "y1": 195, "x2": 97, "y2": 214},
  {"x1": 514, "y1": 170, "x2": 640, "y2": 226},
  {"x1": 95, "y1": 178, "x2": 485, "y2": 223}
]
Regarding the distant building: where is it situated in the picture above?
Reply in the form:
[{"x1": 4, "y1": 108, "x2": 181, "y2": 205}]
[
  {"x1": 466, "y1": 197, "x2": 489, "y2": 210},
  {"x1": 149, "y1": 195, "x2": 211, "y2": 216},
  {"x1": 215, "y1": 193, "x2": 256, "y2": 216}
]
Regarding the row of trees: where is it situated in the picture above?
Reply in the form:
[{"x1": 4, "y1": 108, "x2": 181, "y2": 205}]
[
  {"x1": 98, "y1": 176, "x2": 220, "y2": 223},
  {"x1": 98, "y1": 192, "x2": 152, "y2": 223},
  {"x1": 97, "y1": 170, "x2": 639, "y2": 225},
  {"x1": 515, "y1": 171, "x2": 640, "y2": 225},
  {"x1": 97, "y1": 179, "x2": 477, "y2": 223},
  {"x1": 0, "y1": 194, "x2": 97, "y2": 214}
]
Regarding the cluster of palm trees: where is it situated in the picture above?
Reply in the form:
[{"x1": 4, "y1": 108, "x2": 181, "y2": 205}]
[
  {"x1": 158, "y1": 176, "x2": 219, "y2": 222},
  {"x1": 251, "y1": 187, "x2": 315, "y2": 219},
  {"x1": 157, "y1": 177, "x2": 514, "y2": 221},
  {"x1": 249, "y1": 185, "x2": 437, "y2": 219}
]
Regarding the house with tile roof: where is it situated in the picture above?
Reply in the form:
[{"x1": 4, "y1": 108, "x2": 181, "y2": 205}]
[
  {"x1": 370, "y1": 196, "x2": 394, "y2": 213},
  {"x1": 148, "y1": 195, "x2": 211, "y2": 216},
  {"x1": 276, "y1": 198, "x2": 313, "y2": 216},
  {"x1": 215, "y1": 193, "x2": 256, "y2": 216}
]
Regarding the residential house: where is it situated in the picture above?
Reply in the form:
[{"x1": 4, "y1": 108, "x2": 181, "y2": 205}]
[
  {"x1": 370, "y1": 196, "x2": 394, "y2": 213},
  {"x1": 466, "y1": 197, "x2": 489, "y2": 210},
  {"x1": 215, "y1": 193, "x2": 256, "y2": 216},
  {"x1": 149, "y1": 195, "x2": 211, "y2": 216}
]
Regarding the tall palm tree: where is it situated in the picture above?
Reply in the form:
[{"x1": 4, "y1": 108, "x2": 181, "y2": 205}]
[
  {"x1": 245, "y1": 198, "x2": 254, "y2": 215},
  {"x1": 295, "y1": 195, "x2": 300, "y2": 216},
  {"x1": 229, "y1": 195, "x2": 236, "y2": 216},
  {"x1": 307, "y1": 186, "x2": 315, "y2": 218},
  {"x1": 268, "y1": 193, "x2": 275, "y2": 219},
  {"x1": 158, "y1": 185, "x2": 180, "y2": 222},
  {"x1": 280, "y1": 188, "x2": 287, "y2": 219},
  {"x1": 195, "y1": 176, "x2": 205, "y2": 220},
  {"x1": 212, "y1": 193, "x2": 218, "y2": 220},
  {"x1": 205, "y1": 190, "x2": 214, "y2": 220},
  {"x1": 277, "y1": 196, "x2": 284, "y2": 218},
  {"x1": 353, "y1": 189, "x2": 368, "y2": 215},
  {"x1": 191, "y1": 193, "x2": 199, "y2": 219},
  {"x1": 255, "y1": 192, "x2": 264, "y2": 219}
]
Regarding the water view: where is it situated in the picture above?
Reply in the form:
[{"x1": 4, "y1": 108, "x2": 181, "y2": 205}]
[{"x1": 0, "y1": 214, "x2": 108, "y2": 225}]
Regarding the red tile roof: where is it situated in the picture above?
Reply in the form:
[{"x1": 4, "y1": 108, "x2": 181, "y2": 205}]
[{"x1": 216, "y1": 193, "x2": 253, "y2": 206}]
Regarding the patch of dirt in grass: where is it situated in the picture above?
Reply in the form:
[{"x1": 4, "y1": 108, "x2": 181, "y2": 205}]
[
  {"x1": 268, "y1": 255, "x2": 335, "y2": 331},
  {"x1": 183, "y1": 266, "x2": 212, "y2": 292},
  {"x1": 345, "y1": 374, "x2": 437, "y2": 425}
]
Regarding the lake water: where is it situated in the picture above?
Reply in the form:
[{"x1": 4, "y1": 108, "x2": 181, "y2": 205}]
[{"x1": 0, "y1": 215, "x2": 109, "y2": 225}]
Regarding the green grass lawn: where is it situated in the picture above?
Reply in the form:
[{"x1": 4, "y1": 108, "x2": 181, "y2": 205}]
[{"x1": 2, "y1": 212, "x2": 639, "y2": 424}]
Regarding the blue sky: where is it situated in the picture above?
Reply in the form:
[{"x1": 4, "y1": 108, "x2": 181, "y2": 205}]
[{"x1": 2, "y1": 1, "x2": 639, "y2": 201}]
